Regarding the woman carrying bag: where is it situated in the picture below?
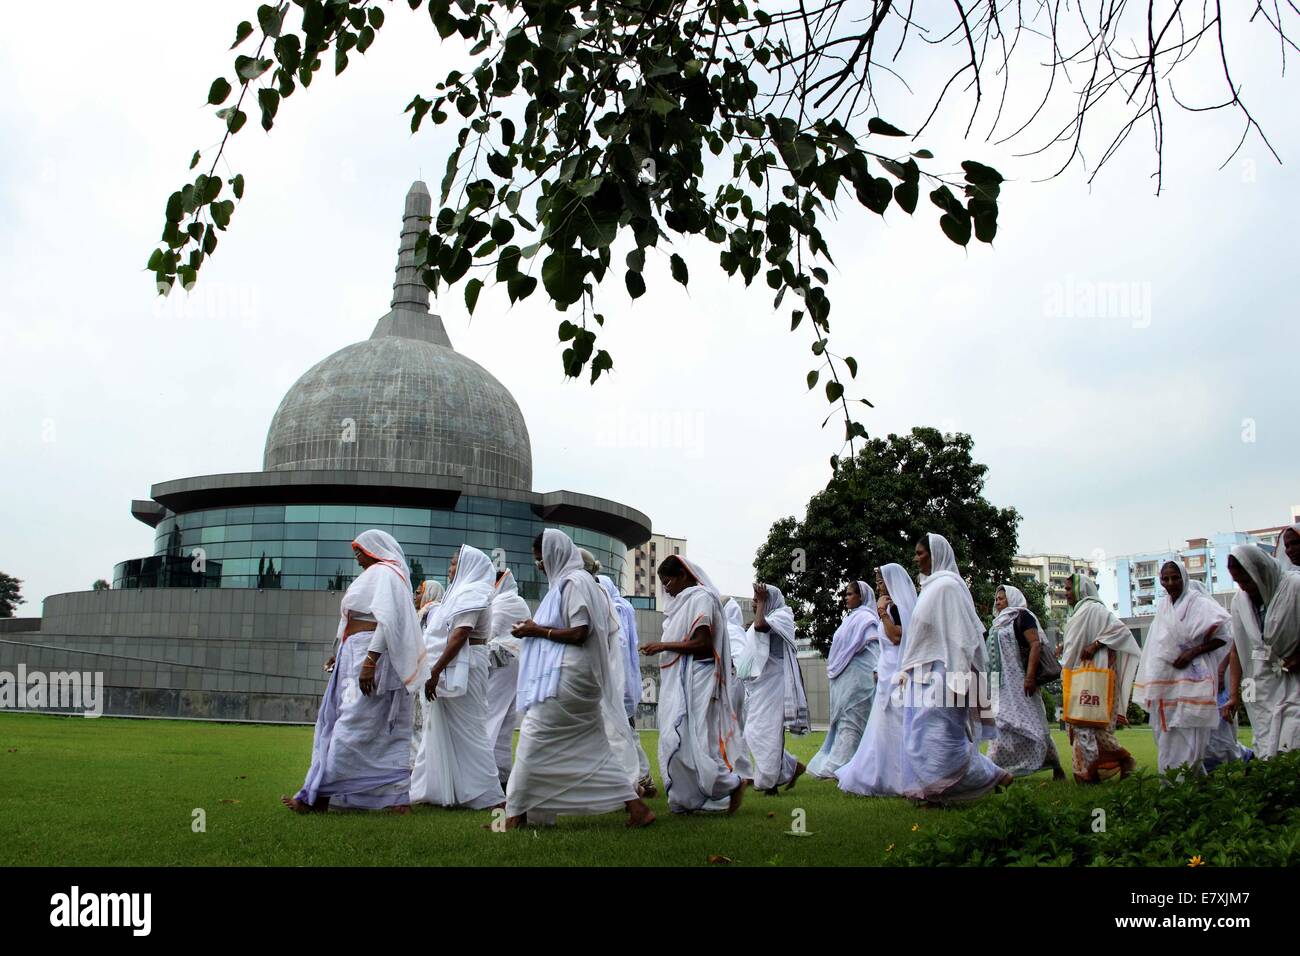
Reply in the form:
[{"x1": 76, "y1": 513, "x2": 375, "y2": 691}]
[{"x1": 1061, "y1": 573, "x2": 1141, "y2": 784}]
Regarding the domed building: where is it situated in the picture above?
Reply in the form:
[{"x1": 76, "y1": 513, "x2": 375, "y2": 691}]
[
  {"x1": 114, "y1": 181, "x2": 649, "y2": 601},
  {"x1": 3, "y1": 183, "x2": 655, "y2": 723}
]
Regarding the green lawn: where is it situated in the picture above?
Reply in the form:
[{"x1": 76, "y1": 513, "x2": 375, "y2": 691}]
[{"x1": 0, "y1": 712, "x2": 1196, "y2": 866}]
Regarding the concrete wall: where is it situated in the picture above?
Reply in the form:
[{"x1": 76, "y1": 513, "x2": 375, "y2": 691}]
[{"x1": 0, "y1": 589, "x2": 833, "y2": 727}]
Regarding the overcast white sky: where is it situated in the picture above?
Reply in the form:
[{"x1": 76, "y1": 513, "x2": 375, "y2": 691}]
[{"x1": 2, "y1": 3, "x2": 1296, "y2": 614}]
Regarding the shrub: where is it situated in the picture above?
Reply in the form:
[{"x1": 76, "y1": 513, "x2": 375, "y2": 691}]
[
  {"x1": 1040, "y1": 689, "x2": 1056, "y2": 720},
  {"x1": 890, "y1": 751, "x2": 1300, "y2": 867}
]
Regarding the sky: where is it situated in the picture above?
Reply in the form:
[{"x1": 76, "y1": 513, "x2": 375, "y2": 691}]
[{"x1": 1, "y1": 3, "x2": 1297, "y2": 614}]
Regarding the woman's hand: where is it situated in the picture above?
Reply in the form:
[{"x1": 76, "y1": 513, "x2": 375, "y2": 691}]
[
  {"x1": 752, "y1": 583, "x2": 767, "y2": 604},
  {"x1": 359, "y1": 657, "x2": 378, "y2": 696},
  {"x1": 639, "y1": 642, "x2": 665, "y2": 656},
  {"x1": 1023, "y1": 674, "x2": 1036, "y2": 696},
  {"x1": 424, "y1": 668, "x2": 440, "y2": 702},
  {"x1": 1172, "y1": 649, "x2": 1198, "y2": 670},
  {"x1": 1283, "y1": 651, "x2": 1300, "y2": 674},
  {"x1": 1080, "y1": 641, "x2": 1100, "y2": 661},
  {"x1": 323, "y1": 655, "x2": 336, "y2": 673},
  {"x1": 1220, "y1": 695, "x2": 1238, "y2": 722},
  {"x1": 511, "y1": 618, "x2": 543, "y2": 639},
  {"x1": 876, "y1": 595, "x2": 891, "y2": 616}
]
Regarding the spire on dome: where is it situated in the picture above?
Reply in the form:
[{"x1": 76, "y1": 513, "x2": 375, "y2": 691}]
[{"x1": 391, "y1": 180, "x2": 432, "y2": 312}]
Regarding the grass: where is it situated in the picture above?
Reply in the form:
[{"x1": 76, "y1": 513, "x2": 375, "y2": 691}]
[{"x1": 0, "y1": 712, "x2": 1204, "y2": 866}]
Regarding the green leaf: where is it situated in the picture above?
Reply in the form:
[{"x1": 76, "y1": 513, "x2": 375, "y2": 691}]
[
  {"x1": 207, "y1": 77, "x2": 232, "y2": 105},
  {"x1": 256, "y1": 4, "x2": 284, "y2": 38},
  {"x1": 894, "y1": 179, "x2": 919, "y2": 214},
  {"x1": 257, "y1": 88, "x2": 280, "y2": 130},
  {"x1": 912, "y1": 149, "x2": 934, "y2": 159},
  {"x1": 590, "y1": 349, "x2": 613, "y2": 384},
  {"x1": 507, "y1": 274, "x2": 536, "y2": 303},
  {"x1": 541, "y1": 248, "x2": 585, "y2": 308},
  {"x1": 939, "y1": 212, "x2": 972, "y2": 246},
  {"x1": 231, "y1": 174, "x2": 245, "y2": 199},
  {"x1": 464, "y1": 278, "x2": 483, "y2": 314},
  {"x1": 868, "y1": 117, "x2": 909, "y2": 137},
  {"x1": 844, "y1": 356, "x2": 858, "y2": 378},
  {"x1": 231, "y1": 21, "x2": 253, "y2": 50},
  {"x1": 625, "y1": 269, "x2": 646, "y2": 299},
  {"x1": 825, "y1": 381, "x2": 845, "y2": 402},
  {"x1": 670, "y1": 254, "x2": 689, "y2": 287},
  {"x1": 806, "y1": 370, "x2": 819, "y2": 390},
  {"x1": 189, "y1": 150, "x2": 201, "y2": 170}
]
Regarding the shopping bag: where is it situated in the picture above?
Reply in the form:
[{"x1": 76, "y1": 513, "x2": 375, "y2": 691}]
[{"x1": 1062, "y1": 665, "x2": 1114, "y2": 727}]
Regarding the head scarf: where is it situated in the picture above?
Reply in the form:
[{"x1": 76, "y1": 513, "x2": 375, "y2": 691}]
[
  {"x1": 743, "y1": 584, "x2": 809, "y2": 734},
  {"x1": 986, "y1": 583, "x2": 1043, "y2": 681},
  {"x1": 1060, "y1": 569, "x2": 1140, "y2": 720},
  {"x1": 416, "y1": 579, "x2": 445, "y2": 608},
  {"x1": 878, "y1": 563, "x2": 918, "y2": 636},
  {"x1": 341, "y1": 531, "x2": 426, "y2": 692},
  {"x1": 578, "y1": 547, "x2": 602, "y2": 575},
  {"x1": 1133, "y1": 558, "x2": 1230, "y2": 727},
  {"x1": 428, "y1": 545, "x2": 496, "y2": 635},
  {"x1": 898, "y1": 533, "x2": 986, "y2": 681},
  {"x1": 722, "y1": 597, "x2": 747, "y2": 666},
  {"x1": 826, "y1": 580, "x2": 880, "y2": 679}
]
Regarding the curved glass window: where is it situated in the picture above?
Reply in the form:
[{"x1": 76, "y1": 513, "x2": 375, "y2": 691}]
[{"x1": 125, "y1": 496, "x2": 630, "y2": 600}]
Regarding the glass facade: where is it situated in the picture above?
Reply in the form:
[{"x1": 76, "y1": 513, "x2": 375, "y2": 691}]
[{"x1": 112, "y1": 496, "x2": 628, "y2": 601}]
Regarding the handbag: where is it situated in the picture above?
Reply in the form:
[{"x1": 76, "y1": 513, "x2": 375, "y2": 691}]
[
  {"x1": 1062, "y1": 664, "x2": 1115, "y2": 727},
  {"x1": 1029, "y1": 638, "x2": 1062, "y2": 688}
]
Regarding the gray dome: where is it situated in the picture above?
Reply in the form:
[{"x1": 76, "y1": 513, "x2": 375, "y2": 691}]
[
  {"x1": 261, "y1": 181, "x2": 533, "y2": 491},
  {"x1": 262, "y1": 336, "x2": 532, "y2": 489}
]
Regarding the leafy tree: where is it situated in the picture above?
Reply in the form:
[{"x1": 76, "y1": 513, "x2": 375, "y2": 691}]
[
  {"x1": 0, "y1": 572, "x2": 23, "y2": 618},
  {"x1": 91, "y1": 579, "x2": 111, "y2": 591},
  {"x1": 753, "y1": 427, "x2": 1019, "y2": 654},
  {"x1": 146, "y1": 1, "x2": 1295, "y2": 458}
]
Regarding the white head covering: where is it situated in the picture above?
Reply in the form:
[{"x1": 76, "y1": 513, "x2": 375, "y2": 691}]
[
  {"x1": 598, "y1": 573, "x2": 641, "y2": 716},
  {"x1": 427, "y1": 545, "x2": 496, "y2": 634},
  {"x1": 1275, "y1": 523, "x2": 1300, "y2": 573},
  {"x1": 877, "y1": 562, "x2": 918, "y2": 635},
  {"x1": 416, "y1": 579, "x2": 445, "y2": 608},
  {"x1": 578, "y1": 547, "x2": 602, "y2": 575},
  {"x1": 1061, "y1": 570, "x2": 1141, "y2": 710},
  {"x1": 826, "y1": 580, "x2": 880, "y2": 679},
  {"x1": 898, "y1": 533, "x2": 987, "y2": 680},
  {"x1": 1133, "y1": 558, "x2": 1230, "y2": 726},
  {"x1": 342, "y1": 530, "x2": 427, "y2": 692},
  {"x1": 742, "y1": 583, "x2": 810, "y2": 734},
  {"x1": 722, "y1": 597, "x2": 747, "y2": 666},
  {"x1": 990, "y1": 583, "x2": 1041, "y2": 633}
]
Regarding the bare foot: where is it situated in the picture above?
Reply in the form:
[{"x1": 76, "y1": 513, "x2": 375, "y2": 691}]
[
  {"x1": 637, "y1": 777, "x2": 658, "y2": 799},
  {"x1": 784, "y1": 761, "x2": 807, "y2": 792},
  {"x1": 626, "y1": 799, "x2": 656, "y2": 829},
  {"x1": 388, "y1": 804, "x2": 412, "y2": 815},
  {"x1": 727, "y1": 780, "x2": 747, "y2": 815},
  {"x1": 281, "y1": 794, "x2": 327, "y2": 814},
  {"x1": 994, "y1": 773, "x2": 1014, "y2": 792},
  {"x1": 503, "y1": 814, "x2": 527, "y2": 830},
  {"x1": 1052, "y1": 768, "x2": 1067, "y2": 782}
]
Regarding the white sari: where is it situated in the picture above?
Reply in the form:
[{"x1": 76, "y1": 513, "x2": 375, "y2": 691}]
[
  {"x1": 410, "y1": 545, "x2": 504, "y2": 809},
  {"x1": 1134, "y1": 560, "x2": 1231, "y2": 776},
  {"x1": 808, "y1": 582, "x2": 880, "y2": 779},
  {"x1": 294, "y1": 530, "x2": 425, "y2": 809},
  {"x1": 837, "y1": 563, "x2": 917, "y2": 796},
  {"x1": 654, "y1": 558, "x2": 750, "y2": 812},
  {"x1": 741, "y1": 584, "x2": 810, "y2": 790},
  {"x1": 896, "y1": 534, "x2": 1004, "y2": 803},
  {"x1": 485, "y1": 569, "x2": 530, "y2": 786},
  {"x1": 505, "y1": 530, "x2": 639, "y2": 823}
]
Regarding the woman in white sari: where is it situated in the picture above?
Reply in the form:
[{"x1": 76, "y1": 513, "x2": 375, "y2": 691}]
[
  {"x1": 415, "y1": 579, "x2": 445, "y2": 627},
  {"x1": 1134, "y1": 560, "x2": 1231, "y2": 778},
  {"x1": 1062, "y1": 573, "x2": 1140, "y2": 783},
  {"x1": 410, "y1": 544, "x2": 505, "y2": 809},
  {"x1": 1227, "y1": 545, "x2": 1300, "y2": 756},
  {"x1": 504, "y1": 530, "x2": 654, "y2": 828},
  {"x1": 897, "y1": 534, "x2": 1009, "y2": 804},
  {"x1": 808, "y1": 580, "x2": 880, "y2": 778},
  {"x1": 985, "y1": 584, "x2": 1065, "y2": 779},
  {"x1": 485, "y1": 568, "x2": 530, "y2": 788},
  {"x1": 596, "y1": 573, "x2": 657, "y2": 797},
  {"x1": 283, "y1": 530, "x2": 426, "y2": 813},
  {"x1": 643, "y1": 555, "x2": 749, "y2": 814},
  {"x1": 740, "y1": 583, "x2": 810, "y2": 793},
  {"x1": 837, "y1": 563, "x2": 917, "y2": 796}
]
